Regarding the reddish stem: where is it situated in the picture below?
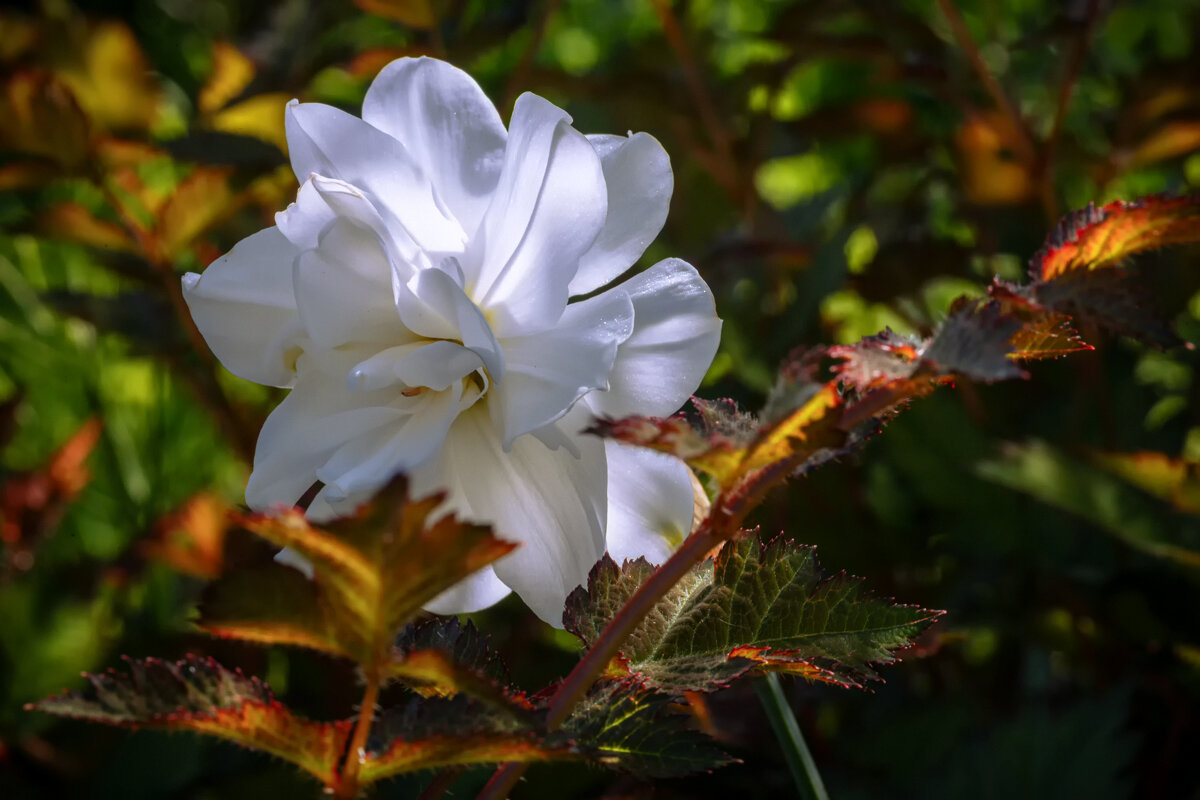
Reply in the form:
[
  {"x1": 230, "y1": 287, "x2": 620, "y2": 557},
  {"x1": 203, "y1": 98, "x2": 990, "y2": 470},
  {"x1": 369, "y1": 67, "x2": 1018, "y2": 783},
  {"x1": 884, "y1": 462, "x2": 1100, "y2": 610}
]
[{"x1": 334, "y1": 667, "x2": 383, "y2": 799}]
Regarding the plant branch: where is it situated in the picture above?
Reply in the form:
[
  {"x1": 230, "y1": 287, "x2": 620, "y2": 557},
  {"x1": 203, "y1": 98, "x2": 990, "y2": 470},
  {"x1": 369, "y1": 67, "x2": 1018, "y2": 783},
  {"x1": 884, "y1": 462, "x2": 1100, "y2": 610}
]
[
  {"x1": 935, "y1": 0, "x2": 1036, "y2": 165},
  {"x1": 754, "y1": 673, "x2": 829, "y2": 800},
  {"x1": 418, "y1": 766, "x2": 465, "y2": 800},
  {"x1": 479, "y1": 492, "x2": 746, "y2": 799},
  {"x1": 335, "y1": 667, "x2": 383, "y2": 799},
  {"x1": 650, "y1": 0, "x2": 740, "y2": 198}
]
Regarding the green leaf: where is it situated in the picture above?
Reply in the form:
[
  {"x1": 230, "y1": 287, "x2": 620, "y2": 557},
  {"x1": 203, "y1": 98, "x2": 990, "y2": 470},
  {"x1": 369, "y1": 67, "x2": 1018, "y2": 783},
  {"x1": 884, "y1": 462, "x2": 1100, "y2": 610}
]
[
  {"x1": 556, "y1": 679, "x2": 733, "y2": 778},
  {"x1": 205, "y1": 475, "x2": 517, "y2": 666},
  {"x1": 27, "y1": 654, "x2": 351, "y2": 786},
  {"x1": 387, "y1": 617, "x2": 532, "y2": 717},
  {"x1": 564, "y1": 531, "x2": 943, "y2": 693},
  {"x1": 978, "y1": 441, "x2": 1200, "y2": 570}
]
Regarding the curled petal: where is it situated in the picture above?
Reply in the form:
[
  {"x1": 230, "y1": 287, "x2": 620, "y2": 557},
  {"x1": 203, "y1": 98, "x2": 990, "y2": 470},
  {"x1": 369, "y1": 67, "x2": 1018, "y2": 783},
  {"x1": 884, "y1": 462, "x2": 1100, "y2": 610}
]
[
  {"x1": 293, "y1": 217, "x2": 410, "y2": 349},
  {"x1": 362, "y1": 57, "x2": 507, "y2": 239},
  {"x1": 349, "y1": 340, "x2": 483, "y2": 393},
  {"x1": 587, "y1": 258, "x2": 722, "y2": 419},
  {"x1": 245, "y1": 364, "x2": 405, "y2": 511},
  {"x1": 570, "y1": 133, "x2": 673, "y2": 297},
  {"x1": 398, "y1": 267, "x2": 505, "y2": 382},
  {"x1": 285, "y1": 100, "x2": 466, "y2": 254},
  {"x1": 490, "y1": 287, "x2": 634, "y2": 446},
  {"x1": 600, "y1": 440, "x2": 695, "y2": 566},
  {"x1": 468, "y1": 93, "x2": 607, "y2": 336},
  {"x1": 182, "y1": 226, "x2": 303, "y2": 388},
  {"x1": 411, "y1": 404, "x2": 607, "y2": 624}
]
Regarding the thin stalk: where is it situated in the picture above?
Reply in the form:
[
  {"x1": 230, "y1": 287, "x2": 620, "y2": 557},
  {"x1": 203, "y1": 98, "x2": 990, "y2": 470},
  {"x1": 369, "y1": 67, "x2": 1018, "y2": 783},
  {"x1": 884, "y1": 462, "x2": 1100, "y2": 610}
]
[
  {"x1": 935, "y1": 0, "x2": 1036, "y2": 164},
  {"x1": 334, "y1": 668, "x2": 383, "y2": 799},
  {"x1": 418, "y1": 766, "x2": 466, "y2": 800},
  {"x1": 479, "y1": 509, "x2": 738, "y2": 800},
  {"x1": 754, "y1": 673, "x2": 828, "y2": 800}
]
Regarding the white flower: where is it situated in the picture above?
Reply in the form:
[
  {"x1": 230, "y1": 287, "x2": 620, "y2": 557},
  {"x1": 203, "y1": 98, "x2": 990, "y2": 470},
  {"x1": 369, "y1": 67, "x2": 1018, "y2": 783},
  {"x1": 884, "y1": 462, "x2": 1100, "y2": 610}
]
[{"x1": 182, "y1": 57, "x2": 721, "y2": 623}]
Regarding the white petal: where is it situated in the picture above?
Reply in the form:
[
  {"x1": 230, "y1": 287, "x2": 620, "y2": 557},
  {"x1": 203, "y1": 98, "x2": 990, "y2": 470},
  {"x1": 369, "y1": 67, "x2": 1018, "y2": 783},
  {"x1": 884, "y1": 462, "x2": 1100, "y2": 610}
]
[
  {"x1": 399, "y1": 266, "x2": 505, "y2": 381},
  {"x1": 245, "y1": 364, "x2": 404, "y2": 510},
  {"x1": 423, "y1": 564, "x2": 513, "y2": 615},
  {"x1": 317, "y1": 380, "x2": 464, "y2": 502},
  {"x1": 569, "y1": 133, "x2": 673, "y2": 296},
  {"x1": 277, "y1": 175, "x2": 426, "y2": 274},
  {"x1": 411, "y1": 403, "x2": 607, "y2": 625},
  {"x1": 285, "y1": 100, "x2": 466, "y2": 254},
  {"x1": 490, "y1": 287, "x2": 634, "y2": 446},
  {"x1": 586, "y1": 258, "x2": 722, "y2": 419},
  {"x1": 601, "y1": 440, "x2": 694, "y2": 566},
  {"x1": 293, "y1": 217, "x2": 410, "y2": 349},
  {"x1": 467, "y1": 93, "x2": 607, "y2": 336},
  {"x1": 362, "y1": 57, "x2": 506, "y2": 239},
  {"x1": 182, "y1": 226, "x2": 303, "y2": 388},
  {"x1": 349, "y1": 340, "x2": 483, "y2": 393}
]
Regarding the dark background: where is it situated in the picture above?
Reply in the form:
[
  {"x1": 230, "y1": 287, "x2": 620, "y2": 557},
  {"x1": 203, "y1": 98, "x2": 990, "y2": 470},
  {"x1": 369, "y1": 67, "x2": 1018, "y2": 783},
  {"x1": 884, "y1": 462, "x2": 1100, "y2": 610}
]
[{"x1": 3, "y1": 0, "x2": 1200, "y2": 797}]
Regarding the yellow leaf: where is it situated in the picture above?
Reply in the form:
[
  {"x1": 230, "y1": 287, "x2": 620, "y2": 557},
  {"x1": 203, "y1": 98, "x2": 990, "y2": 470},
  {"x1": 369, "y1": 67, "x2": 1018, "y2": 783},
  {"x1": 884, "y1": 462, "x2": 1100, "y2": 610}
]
[
  {"x1": 0, "y1": 71, "x2": 91, "y2": 169},
  {"x1": 55, "y1": 21, "x2": 162, "y2": 132},
  {"x1": 210, "y1": 93, "x2": 290, "y2": 152},
  {"x1": 155, "y1": 168, "x2": 236, "y2": 262},
  {"x1": 199, "y1": 41, "x2": 256, "y2": 116}
]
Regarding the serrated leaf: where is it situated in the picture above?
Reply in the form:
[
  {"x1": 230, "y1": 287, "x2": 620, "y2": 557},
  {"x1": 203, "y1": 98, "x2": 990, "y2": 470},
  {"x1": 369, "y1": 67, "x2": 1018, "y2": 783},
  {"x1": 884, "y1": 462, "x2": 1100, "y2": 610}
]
[
  {"x1": 556, "y1": 679, "x2": 733, "y2": 778},
  {"x1": 1033, "y1": 268, "x2": 1180, "y2": 348},
  {"x1": 387, "y1": 617, "x2": 530, "y2": 716},
  {"x1": 1031, "y1": 195, "x2": 1200, "y2": 282},
  {"x1": 197, "y1": 563, "x2": 346, "y2": 657},
  {"x1": 565, "y1": 532, "x2": 943, "y2": 693},
  {"x1": 28, "y1": 655, "x2": 350, "y2": 785},
  {"x1": 922, "y1": 299, "x2": 1026, "y2": 382},
  {"x1": 224, "y1": 476, "x2": 516, "y2": 666},
  {"x1": 360, "y1": 695, "x2": 558, "y2": 784}
]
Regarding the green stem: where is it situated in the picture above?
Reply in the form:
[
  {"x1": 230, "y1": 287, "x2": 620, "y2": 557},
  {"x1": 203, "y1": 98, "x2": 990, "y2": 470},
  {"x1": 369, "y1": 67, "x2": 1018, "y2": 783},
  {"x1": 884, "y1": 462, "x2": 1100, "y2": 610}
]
[{"x1": 753, "y1": 673, "x2": 829, "y2": 800}]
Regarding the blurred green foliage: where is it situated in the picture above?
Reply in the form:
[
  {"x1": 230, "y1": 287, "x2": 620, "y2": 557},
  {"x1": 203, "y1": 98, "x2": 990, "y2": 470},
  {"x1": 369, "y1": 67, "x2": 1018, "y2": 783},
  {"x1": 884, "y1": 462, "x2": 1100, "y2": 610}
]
[{"x1": 3, "y1": 0, "x2": 1200, "y2": 797}]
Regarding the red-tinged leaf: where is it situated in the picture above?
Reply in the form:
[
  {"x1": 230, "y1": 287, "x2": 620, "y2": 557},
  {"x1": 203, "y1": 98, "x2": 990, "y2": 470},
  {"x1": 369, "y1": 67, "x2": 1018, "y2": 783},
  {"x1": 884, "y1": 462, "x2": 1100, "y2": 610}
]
[
  {"x1": 726, "y1": 646, "x2": 850, "y2": 687},
  {"x1": 36, "y1": 202, "x2": 136, "y2": 252},
  {"x1": 738, "y1": 382, "x2": 845, "y2": 477},
  {"x1": 359, "y1": 696, "x2": 560, "y2": 784},
  {"x1": 27, "y1": 655, "x2": 351, "y2": 786},
  {"x1": 921, "y1": 299, "x2": 1026, "y2": 382},
  {"x1": 197, "y1": 563, "x2": 347, "y2": 657},
  {"x1": 142, "y1": 492, "x2": 228, "y2": 579},
  {"x1": 1, "y1": 418, "x2": 101, "y2": 568},
  {"x1": 387, "y1": 618, "x2": 530, "y2": 715},
  {"x1": 1092, "y1": 451, "x2": 1200, "y2": 514},
  {"x1": 564, "y1": 532, "x2": 943, "y2": 694},
  {"x1": 828, "y1": 329, "x2": 922, "y2": 392},
  {"x1": 587, "y1": 412, "x2": 745, "y2": 481},
  {"x1": 988, "y1": 281, "x2": 1093, "y2": 360},
  {"x1": 229, "y1": 476, "x2": 516, "y2": 666},
  {"x1": 1032, "y1": 268, "x2": 1180, "y2": 348},
  {"x1": 1031, "y1": 195, "x2": 1200, "y2": 282}
]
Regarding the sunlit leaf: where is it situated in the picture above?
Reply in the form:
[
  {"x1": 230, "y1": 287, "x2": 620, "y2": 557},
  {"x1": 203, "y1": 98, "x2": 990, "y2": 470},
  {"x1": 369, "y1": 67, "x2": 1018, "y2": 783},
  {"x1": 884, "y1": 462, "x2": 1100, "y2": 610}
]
[
  {"x1": 1092, "y1": 451, "x2": 1200, "y2": 515},
  {"x1": 198, "y1": 563, "x2": 346, "y2": 656},
  {"x1": 27, "y1": 654, "x2": 351, "y2": 786},
  {"x1": 556, "y1": 679, "x2": 733, "y2": 778},
  {"x1": 36, "y1": 202, "x2": 135, "y2": 252},
  {"x1": 198, "y1": 41, "x2": 256, "y2": 116},
  {"x1": 210, "y1": 93, "x2": 291, "y2": 152},
  {"x1": 142, "y1": 492, "x2": 229, "y2": 579},
  {"x1": 54, "y1": 20, "x2": 161, "y2": 132},
  {"x1": 155, "y1": 167, "x2": 237, "y2": 262},
  {"x1": 979, "y1": 441, "x2": 1200, "y2": 570},
  {"x1": 564, "y1": 531, "x2": 943, "y2": 693},
  {"x1": 0, "y1": 70, "x2": 90, "y2": 170},
  {"x1": 1031, "y1": 195, "x2": 1200, "y2": 282},
  {"x1": 226, "y1": 476, "x2": 516, "y2": 666}
]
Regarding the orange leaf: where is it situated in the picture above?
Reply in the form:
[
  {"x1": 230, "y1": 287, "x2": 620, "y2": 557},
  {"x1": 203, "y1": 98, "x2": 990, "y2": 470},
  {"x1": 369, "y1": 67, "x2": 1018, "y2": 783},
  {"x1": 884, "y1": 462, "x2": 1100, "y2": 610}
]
[
  {"x1": 143, "y1": 492, "x2": 229, "y2": 579},
  {"x1": 355, "y1": 0, "x2": 436, "y2": 28},
  {"x1": 1032, "y1": 195, "x2": 1200, "y2": 282},
  {"x1": 198, "y1": 41, "x2": 256, "y2": 116},
  {"x1": 37, "y1": 203, "x2": 135, "y2": 252},
  {"x1": 154, "y1": 168, "x2": 236, "y2": 262}
]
